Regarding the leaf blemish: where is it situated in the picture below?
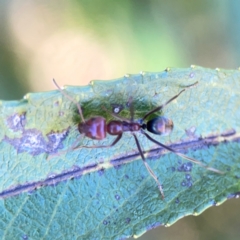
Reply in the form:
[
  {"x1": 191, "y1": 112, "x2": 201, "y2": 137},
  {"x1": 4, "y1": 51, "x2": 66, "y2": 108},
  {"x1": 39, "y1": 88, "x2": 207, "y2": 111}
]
[
  {"x1": 181, "y1": 181, "x2": 186, "y2": 187},
  {"x1": 103, "y1": 220, "x2": 109, "y2": 225},
  {"x1": 114, "y1": 164, "x2": 122, "y2": 170},
  {"x1": 54, "y1": 101, "x2": 59, "y2": 106},
  {"x1": 181, "y1": 179, "x2": 193, "y2": 188},
  {"x1": 115, "y1": 194, "x2": 120, "y2": 200},
  {"x1": 6, "y1": 112, "x2": 26, "y2": 132},
  {"x1": 98, "y1": 168, "x2": 105, "y2": 176},
  {"x1": 177, "y1": 162, "x2": 193, "y2": 172},
  {"x1": 4, "y1": 128, "x2": 69, "y2": 156},
  {"x1": 126, "y1": 218, "x2": 131, "y2": 224},
  {"x1": 185, "y1": 126, "x2": 198, "y2": 139},
  {"x1": 178, "y1": 173, "x2": 193, "y2": 188},
  {"x1": 189, "y1": 72, "x2": 195, "y2": 78},
  {"x1": 22, "y1": 234, "x2": 28, "y2": 240},
  {"x1": 180, "y1": 173, "x2": 193, "y2": 188},
  {"x1": 111, "y1": 103, "x2": 124, "y2": 114},
  {"x1": 185, "y1": 174, "x2": 192, "y2": 180}
]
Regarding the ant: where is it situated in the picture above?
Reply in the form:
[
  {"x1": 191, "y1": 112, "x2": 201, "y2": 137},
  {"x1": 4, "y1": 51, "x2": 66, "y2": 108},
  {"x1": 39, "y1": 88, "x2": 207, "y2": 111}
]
[{"x1": 51, "y1": 79, "x2": 224, "y2": 199}]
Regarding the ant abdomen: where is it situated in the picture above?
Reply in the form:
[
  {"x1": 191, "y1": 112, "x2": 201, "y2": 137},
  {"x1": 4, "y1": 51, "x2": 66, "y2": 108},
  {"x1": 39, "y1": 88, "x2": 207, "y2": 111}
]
[
  {"x1": 146, "y1": 116, "x2": 173, "y2": 136},
  {"x1": 78, "y1": 117, "x2": 107, "y2": 140}
]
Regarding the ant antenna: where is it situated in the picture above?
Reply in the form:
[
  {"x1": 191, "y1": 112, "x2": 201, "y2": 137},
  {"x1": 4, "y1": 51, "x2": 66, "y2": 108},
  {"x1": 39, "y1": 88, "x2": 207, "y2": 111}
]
[
  {"x1": 142, "y1": 89, "x2": 185, "y2": 121},
  {"x1": 142, "y1": 81, "x2": 198, "y2": 121},
  {"x1": 52, "y1": 79, "x2": 85, "y2": 123},
  {"x1": 128, "y1": 97, "x2": 134, "y2": 122}
]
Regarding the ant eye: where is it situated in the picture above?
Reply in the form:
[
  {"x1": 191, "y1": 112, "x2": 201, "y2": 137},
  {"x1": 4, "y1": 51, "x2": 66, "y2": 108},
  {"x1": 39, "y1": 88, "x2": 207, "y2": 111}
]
[{"x1": 146, "y1": 116, "x2": 173, "y2": 136}]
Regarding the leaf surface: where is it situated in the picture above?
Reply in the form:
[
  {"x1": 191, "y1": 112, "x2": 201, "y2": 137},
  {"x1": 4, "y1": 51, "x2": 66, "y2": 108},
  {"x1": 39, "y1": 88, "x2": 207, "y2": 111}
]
[{"x1": 0, "y1": 66, "x2": 240, "y2": 239}]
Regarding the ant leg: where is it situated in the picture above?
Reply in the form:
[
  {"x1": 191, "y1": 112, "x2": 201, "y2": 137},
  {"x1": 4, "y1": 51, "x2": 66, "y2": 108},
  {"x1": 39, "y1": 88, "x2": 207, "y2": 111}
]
[
  {"x1": 74, "y1": 134, "x2": 122, "y2": 149},
  {"x1": 142, "y1": 131, "x2": 224, "y2": 174},
  {"x1": 127, "y1": 97, "x2": 134, "y2": 122},
  {"x1": 132, "y1": 133, "x2": 164, "y2": 199},
  {"x1": 48, "y1": 133, "x2": 122, "y2": 160},
  {"x1": 47, "y1": 134, "x2": 85, "y2": 160},
  {"x1": 142, "y1": 82, "x2": 198, "y2": 121},
  {"x1": 180, "y1": 81, "x2": 199, "y2": 89},
  {"x1": 52, "y1": 79, "x2": 85, "y2": 123}
]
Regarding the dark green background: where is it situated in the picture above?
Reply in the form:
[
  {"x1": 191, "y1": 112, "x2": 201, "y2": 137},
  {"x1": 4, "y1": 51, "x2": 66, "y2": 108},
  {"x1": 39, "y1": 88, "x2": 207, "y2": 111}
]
[{"x1": 0, "y1": 0, "x2": 240, "y2": 239}]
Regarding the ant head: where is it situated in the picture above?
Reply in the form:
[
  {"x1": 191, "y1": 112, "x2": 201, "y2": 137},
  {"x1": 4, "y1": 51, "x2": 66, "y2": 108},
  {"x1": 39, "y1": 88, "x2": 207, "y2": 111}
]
[{"x1": 146, "y1": 116, "x2": 173, "y2": 136}]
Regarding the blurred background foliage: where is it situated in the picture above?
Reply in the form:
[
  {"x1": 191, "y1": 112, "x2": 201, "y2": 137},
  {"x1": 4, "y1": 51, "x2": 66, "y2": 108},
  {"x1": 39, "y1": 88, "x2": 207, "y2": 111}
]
[{"x1": 0, "y1": 0, "x2": 239, "y2": 239}]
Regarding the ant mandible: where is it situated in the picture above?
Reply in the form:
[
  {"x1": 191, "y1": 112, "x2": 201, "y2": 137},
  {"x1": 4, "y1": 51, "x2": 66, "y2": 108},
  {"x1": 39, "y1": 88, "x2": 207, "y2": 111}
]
[{"x1": 51, "y1": 79, "x2": 223, "y2": 199}]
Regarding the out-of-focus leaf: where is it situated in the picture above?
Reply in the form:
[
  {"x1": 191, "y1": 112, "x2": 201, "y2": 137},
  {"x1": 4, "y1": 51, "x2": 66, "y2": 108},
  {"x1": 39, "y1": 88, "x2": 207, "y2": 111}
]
[{"x1": 0, "y1": 66, "x2": 239, "y2": 239}]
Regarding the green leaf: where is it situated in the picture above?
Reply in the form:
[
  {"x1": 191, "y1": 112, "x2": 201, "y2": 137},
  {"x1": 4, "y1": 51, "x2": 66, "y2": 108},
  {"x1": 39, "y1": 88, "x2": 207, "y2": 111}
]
[{"x1": 0, "y1": 66, "x2": 239, "y2": 239}]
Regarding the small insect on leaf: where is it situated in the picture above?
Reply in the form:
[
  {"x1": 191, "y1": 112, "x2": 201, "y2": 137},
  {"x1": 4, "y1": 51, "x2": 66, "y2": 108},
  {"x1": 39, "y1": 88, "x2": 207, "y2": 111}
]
[{"x1": 50, "y1": 79, "x2": 224, "y2": 199}]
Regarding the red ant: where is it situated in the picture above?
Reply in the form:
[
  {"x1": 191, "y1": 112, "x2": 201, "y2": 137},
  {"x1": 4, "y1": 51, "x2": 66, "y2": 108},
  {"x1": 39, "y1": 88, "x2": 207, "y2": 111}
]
[{"x1": 51, "y1": 79, "x2": 223, "y2": 198}]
